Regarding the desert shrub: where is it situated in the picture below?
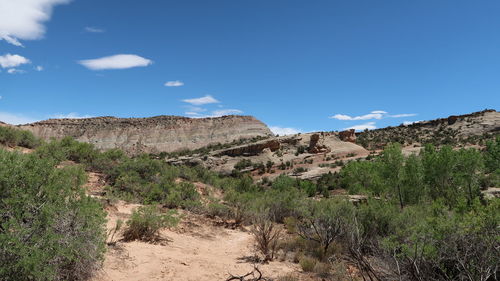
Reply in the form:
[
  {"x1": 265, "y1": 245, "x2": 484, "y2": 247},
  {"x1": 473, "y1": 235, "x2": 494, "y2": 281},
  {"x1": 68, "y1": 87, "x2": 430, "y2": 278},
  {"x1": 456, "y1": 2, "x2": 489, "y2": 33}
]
[
  {"x1": 383, "y1": 200, "x2": 500, "y2": 281},
  {"x1": 299, "y1": 256, "x2": 317, "y2": 272},
  {"x1": 163, "y1": 182, "x2": 201, "y2": 209},
  {"x1": 0, "y1": 126, "x2": 41, "y2": 148},
  {"x1": 277, "y1": 274, "x2": 299, "y2": 281},
  {"x1": 293, "y1": 167, "x2": 308, "y2": 174},
  {"x1": 283, "y1": 216, "x2": 298, "y2": 234},
  {"x1": 0, "y1": 150, "x2": 106, "y2": 281},
  {"x1": 313, "y1": 262, "x2": 331, "y2": 277},
  {"x1": 484, "y1": 137, "x2": 499, "y2": 173},
  {"x1": 297, "y1": 199, "x2": 355, "y2": 255},
  {"x1": 107, "y1": 219, "x2": 124, "y2": 245},
  {"x1": 234, "y1": 159, "x2": 253, "y2": 170},
  {"x1": 250, "y1": 213, "x2": 283, "y2": 261},
  {"x1": 206, "y1": 202, "x2": 232, "y2": 219},
  {"x1": 123, "y1": 205, "x2": 179, "y2": 242},
  {"x1": 253, "y1": 187, "x2": 306, "y2": 223}
]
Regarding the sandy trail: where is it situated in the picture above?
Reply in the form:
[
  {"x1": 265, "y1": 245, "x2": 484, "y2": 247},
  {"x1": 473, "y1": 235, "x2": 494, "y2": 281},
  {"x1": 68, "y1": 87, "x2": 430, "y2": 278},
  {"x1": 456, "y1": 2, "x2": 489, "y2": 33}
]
[{"x1": 92, "y1": 200, "x2": 298, "y2": 281}]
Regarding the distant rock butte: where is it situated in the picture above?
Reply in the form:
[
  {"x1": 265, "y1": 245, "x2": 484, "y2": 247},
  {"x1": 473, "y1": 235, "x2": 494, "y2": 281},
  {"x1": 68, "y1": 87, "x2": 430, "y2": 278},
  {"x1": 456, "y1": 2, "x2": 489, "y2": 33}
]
[{"x1": 19, "y1": 115, "x2": 273, "y2": 154}]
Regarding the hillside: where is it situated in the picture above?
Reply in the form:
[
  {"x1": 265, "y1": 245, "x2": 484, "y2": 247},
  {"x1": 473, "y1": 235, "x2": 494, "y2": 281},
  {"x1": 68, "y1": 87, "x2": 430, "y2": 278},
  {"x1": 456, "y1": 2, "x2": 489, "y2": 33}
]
[
  {"x1": 18, "y1": 115, "x2": 273, "y2": 154},
  {"x1": 357, "y1": 109, "x2": 499, "y2": 150},
  {"x1": 0, "y1": 110, "x2": 499, "y2": 281}
]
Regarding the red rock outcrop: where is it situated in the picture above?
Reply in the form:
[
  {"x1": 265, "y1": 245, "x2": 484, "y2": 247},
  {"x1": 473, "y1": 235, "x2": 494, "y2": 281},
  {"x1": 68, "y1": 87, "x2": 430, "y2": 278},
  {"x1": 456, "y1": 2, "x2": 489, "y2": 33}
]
[
  {"x1": 216, "y1": 140, "x2": 280, "y2": 157},
  {"x1": 339, "y1": 129, "x2": 356, "y2": 143}
]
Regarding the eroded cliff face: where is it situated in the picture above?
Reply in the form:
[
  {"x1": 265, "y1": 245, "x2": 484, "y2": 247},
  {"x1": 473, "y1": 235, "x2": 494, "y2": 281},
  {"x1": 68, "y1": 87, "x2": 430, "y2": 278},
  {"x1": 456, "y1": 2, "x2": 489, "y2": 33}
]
[{"x1": 19, "y1": 115, "x2": 273, "y2": 154}]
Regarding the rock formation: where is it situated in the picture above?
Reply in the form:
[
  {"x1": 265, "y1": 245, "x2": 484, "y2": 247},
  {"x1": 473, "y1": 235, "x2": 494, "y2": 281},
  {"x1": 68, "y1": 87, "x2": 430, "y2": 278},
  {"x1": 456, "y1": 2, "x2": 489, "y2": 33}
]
[
  {"x1": 216, "y1": 140, "x2": 281, "y2": 157},
  {"x1": 339, "y1": 129, "x2": 356, "y2": 143},
  {"x1": 19, "y1": 115, "x2": 273, "y2": 154}
]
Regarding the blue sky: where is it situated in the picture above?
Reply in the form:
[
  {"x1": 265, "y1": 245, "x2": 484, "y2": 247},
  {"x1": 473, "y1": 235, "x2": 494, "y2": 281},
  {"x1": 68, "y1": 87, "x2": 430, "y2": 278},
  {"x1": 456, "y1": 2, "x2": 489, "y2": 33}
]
[{"x1": 1, "y1": 0, "x2": 499, "y2": 134}]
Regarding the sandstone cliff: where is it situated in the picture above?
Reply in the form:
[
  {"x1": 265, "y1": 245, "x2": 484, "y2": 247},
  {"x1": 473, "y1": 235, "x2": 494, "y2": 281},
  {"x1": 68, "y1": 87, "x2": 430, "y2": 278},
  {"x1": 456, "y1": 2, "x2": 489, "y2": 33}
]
[{"x1": 19, "y1": 115, "x2": 273, "y2": 154}]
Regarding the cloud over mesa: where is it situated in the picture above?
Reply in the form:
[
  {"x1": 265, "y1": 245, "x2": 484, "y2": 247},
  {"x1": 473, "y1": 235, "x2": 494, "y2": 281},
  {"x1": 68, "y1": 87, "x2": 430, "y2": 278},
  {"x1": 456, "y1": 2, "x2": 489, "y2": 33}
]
[
  {"x1": 78, "y1": 54, "x2": 153, "y2": 70},
  {"x1": 330, "y1": 110, "x2": 416, "y2": 120},
  {"x1": 269, "y1": 126, "x2": 301, "y2": 136},
  {"x1": 182, "y1": 95, "x2": 219, "y2": 105},
  {"x1": 345, "y1": 122, "x2": 376, "y2": 131}
]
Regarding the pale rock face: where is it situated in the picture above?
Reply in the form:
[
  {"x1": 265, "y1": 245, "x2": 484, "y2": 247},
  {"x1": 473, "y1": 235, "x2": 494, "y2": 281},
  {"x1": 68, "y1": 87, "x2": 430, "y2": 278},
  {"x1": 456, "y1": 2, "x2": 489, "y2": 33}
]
[{"x1": 19, "y1": 115, "x2": 273, "y2": 154}]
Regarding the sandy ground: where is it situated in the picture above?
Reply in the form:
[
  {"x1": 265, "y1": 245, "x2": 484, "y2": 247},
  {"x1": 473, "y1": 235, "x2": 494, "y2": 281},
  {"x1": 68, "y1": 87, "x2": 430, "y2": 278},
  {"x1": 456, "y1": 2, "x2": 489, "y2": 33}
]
[{"x1": 91, "y1": 199, "x2": 299, "y2": 281}]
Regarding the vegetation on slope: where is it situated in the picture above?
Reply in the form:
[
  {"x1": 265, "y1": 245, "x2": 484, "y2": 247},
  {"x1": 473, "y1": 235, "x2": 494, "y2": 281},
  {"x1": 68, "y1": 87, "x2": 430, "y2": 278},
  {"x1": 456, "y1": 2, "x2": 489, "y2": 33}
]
[
  {"x1": 0, "y1": 125, "x2": 498, "y2": 281},
  {"x1": 0, "y1": 149, "x2": 106, "y2": 281},
  {"x1": 0, "y1": 125, "x2": 41, "y2": 148}
]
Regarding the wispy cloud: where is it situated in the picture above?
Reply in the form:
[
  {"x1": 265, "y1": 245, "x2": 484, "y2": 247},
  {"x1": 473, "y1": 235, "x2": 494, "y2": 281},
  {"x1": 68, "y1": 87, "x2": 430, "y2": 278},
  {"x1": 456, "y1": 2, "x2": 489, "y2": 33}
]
[
  {"x1": 7, "y1": 68, "x2": 26, "y2": 74},
  {"x1": 344, "y1": 122, "x2": 376, "y2": 131},
  {"x1": 78, "y1": 54, "x2": 153, "y2": 70},
  {"x1": 0, "y1": 112, "x2": 38, "y2": 125},
  {"x1": 185, "y1": 108, "x2": 243, "y2": 118},
  {"x1": 0, "y1": 54, "x2": 30, "y2": 68},
  {"x1": 331, "y1": 111, "x2": 385, "y2": 121},
  {"x1": 84, "y1": 26, "x2": 104, "y2": 33},
  {"x1": 0, "y1": 0, "x2": 71, "y2": 47},
  {"x1": 182, "y1": 95, "x2": 219, "y2": 106},
  {"x1": 165, "y1": 80, "x2": 184, "y2": 87},
  {"x1": 389, "y1": 113, "x2": 417, "y2": 118},
  {"x1": 211, "y1": 109, "x2": 243, "y2": 116},
  {"x1": 269, "y1": 126, "x2": 301, "y2": 136},
  {"x1": 403, "y1": 120, "x2": 422, "y2": 126},
  {"x1": 330, "y1": 110, "x2": 416, "y2": 121},
  {"x1": 35, "y1": 65, "x2": 44, "y2": 71},
  {"x1": 50, "y1": 112, "x2": 93, "y2": 119},
  {"x1": 184, "y1": 106, "x2": 206, "y2": 113}
]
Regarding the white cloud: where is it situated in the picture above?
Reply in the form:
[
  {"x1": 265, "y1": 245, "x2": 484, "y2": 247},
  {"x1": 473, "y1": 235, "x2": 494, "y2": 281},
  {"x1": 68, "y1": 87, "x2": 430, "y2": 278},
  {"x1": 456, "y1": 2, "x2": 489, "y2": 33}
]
[
  {"x1": 389, "y1": 113, "x2": 417, "y2": 118},
  {"x1": 50, "y1": 112, "x2": 93, "y2": 119},
  {"x1": 0, "y1": 0, "x2": 71, "y2": 46},
  {"x1": 330, "y1": 111, "x2": 384, "y2": 121},
  {"x1": 330, "y1": 110, "x2": 416, "y2": 121},
  {"x1": 211, "y1": 109, "x2": 243, "y2": 117},
  {"x1": 0, "y1": 54, "x2": 30, "y2": 68},
  {"x1": 7, "y1": 68, "x2": 26, "y2": 74},
  {"x1": 84, "y1": 26, "x2": 104, "y2": 33},
  {"x1": 269, "y1": 126, "x2": 301, "y2": 136},
  {"x1": 185, "y1": 108, "x2": 243, "y2": 118},
  {"x1": 0, "y1": 112, "x2": 38, "y2": 125},
  {"x1": 165, "y1": 80, "x2": 184, "y2": 87},
  {"x1": 182, "y1": 95, "x2": 219, "y2": 106},
  {"x1": 78, "y1": 54, "x2": 153, "y2": 70},
  {"x1": 35, "y1": 65, "x2": 43, "y2": 71},
  {"x1": 184, "y1": 106, "x2": 206, "y2": 113},
  {"x1": 344, "y1": 122, "x2": 377, "y2": 131},
  {"x1": 403, "y1": 120, "x2": 422, "y2": 126}
]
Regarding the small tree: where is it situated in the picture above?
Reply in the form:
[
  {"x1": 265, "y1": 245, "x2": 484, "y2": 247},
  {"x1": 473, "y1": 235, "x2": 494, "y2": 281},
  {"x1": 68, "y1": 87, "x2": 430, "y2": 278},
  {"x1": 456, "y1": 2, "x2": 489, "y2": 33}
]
[
  {"x1": 297, "y1": 199, "x2": 354, "y2": 255},
  {"x1": 250, "y1": 212, "x2": 282, "y2": 261}
]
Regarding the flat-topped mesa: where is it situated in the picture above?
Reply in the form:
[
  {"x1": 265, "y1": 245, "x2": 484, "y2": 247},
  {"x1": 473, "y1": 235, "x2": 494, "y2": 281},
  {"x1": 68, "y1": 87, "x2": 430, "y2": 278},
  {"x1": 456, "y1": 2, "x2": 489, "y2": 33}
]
[{"x1": 19, "y1": 115, "x2": 273, "y2": 154}]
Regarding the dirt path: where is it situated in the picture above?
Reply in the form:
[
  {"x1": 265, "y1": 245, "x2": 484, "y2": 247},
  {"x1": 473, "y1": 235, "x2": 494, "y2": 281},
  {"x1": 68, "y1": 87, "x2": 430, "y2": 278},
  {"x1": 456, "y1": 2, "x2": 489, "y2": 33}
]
[{"x1": 92, "y1": 199, "x2": 299, "y2": 281}]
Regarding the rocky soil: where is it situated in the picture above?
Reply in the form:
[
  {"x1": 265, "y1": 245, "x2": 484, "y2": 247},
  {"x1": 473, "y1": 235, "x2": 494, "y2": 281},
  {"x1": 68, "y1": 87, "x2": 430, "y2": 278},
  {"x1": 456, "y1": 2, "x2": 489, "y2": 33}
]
[{"x1": 83, "y1": 173, "x2": 303, "y2": 281}]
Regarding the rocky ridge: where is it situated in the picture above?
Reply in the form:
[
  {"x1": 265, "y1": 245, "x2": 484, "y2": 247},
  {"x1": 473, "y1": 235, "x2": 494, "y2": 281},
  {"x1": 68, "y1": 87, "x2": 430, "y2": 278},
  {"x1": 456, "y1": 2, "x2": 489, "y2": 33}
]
[{"x1": 19, "y1": 115, "x2": 273, "y2": 154}]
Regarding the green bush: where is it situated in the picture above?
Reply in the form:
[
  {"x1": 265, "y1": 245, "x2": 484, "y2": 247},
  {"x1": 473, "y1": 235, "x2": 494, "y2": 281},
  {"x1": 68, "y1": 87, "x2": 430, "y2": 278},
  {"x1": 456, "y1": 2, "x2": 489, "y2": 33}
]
[
  {"x1": 123, "y1": 205, "x2": 179, "y2": 242},
  {"x1": 313, "y1": 262, "x2": 331, "y2": 277},
  {"x1": 0, "y1": 126, "x2": 41, "y2": 148},
  {"x1": 299, "y1": 256, "x2": 317, "y2": 272},
  {"x1": 0, "y1": 150, "x2": 106, "y2": 281}
]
